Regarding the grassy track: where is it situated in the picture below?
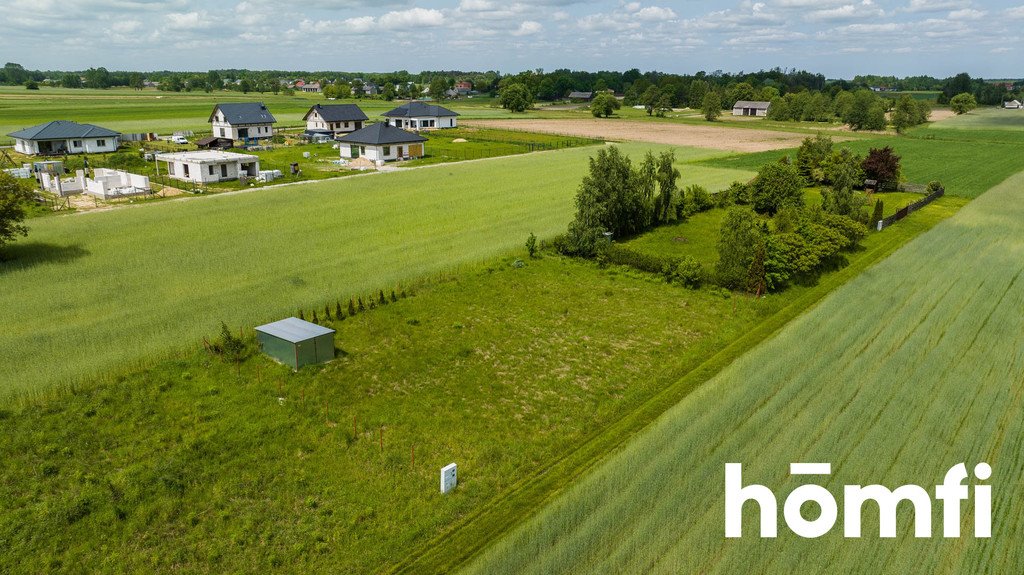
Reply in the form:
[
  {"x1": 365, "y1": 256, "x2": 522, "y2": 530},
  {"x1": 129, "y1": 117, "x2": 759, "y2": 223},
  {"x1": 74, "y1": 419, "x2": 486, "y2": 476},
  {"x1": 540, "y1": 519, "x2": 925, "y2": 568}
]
[
  {"x1": 460, "y1": 170, "x2": 1024, "y2": 575},
  {"x1": 0, "y1": 144, "x2": 749, "y2": 397}
]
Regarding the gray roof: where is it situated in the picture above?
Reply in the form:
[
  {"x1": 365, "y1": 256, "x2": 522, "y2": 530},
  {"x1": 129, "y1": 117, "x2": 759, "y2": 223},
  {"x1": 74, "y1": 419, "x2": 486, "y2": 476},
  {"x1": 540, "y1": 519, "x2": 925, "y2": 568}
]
[
  {"x1": 8, "y1": 120, "x2": 120, "y2": 141},
  {"x1": 382, "y1": 101, "x2": 459, "y2": 118},
  {"x1": 303, "y1": 104, "x2": 368, "y2": 123},
  {"x1": 338, "y1": 123, "x2": 427, "y2": 145},
  {"x1": 210, "y1": 102, "x2": 277, "y2": 125},
  {"x1": 568, "y1": 91, "x2": 593, "y2": 99},
  {"x1": 255, "y1": 317, "x2": 335, "y2": 343},
  {"x1": 733, "y1": 100, "x2": 772, "y2": 110}
]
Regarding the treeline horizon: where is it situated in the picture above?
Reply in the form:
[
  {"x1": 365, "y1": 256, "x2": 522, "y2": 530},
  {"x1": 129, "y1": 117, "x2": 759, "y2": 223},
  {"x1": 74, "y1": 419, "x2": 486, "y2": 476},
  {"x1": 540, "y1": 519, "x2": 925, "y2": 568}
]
[{"x1": 1, "y1": 62, "x2": 1021, "y2": 107}]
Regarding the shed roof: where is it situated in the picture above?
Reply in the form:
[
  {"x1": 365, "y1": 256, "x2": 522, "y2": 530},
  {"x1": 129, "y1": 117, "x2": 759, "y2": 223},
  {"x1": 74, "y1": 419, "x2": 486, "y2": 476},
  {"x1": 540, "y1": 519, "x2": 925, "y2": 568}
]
[
  {"x1": 8, "y1": 120, "x2": 120, "y2": 141},
  {"x1": 210, "y1": 102, "x2": 277, "y2": 125},
  {"x1": 382, "y1": 101, "x2": 458, "y2": 118},
  {"x1": 338, "y1": 123, "x2": 427, "y2": 145},
  {"x1": 255, "y1": 317, "x2": 335, "y2": 343},
  {"x1": 568, "y1": 91, "x2": 593, "y2": 99},
  {"x1": 733, "y1": 100, "x2": 772, "y2": 110},
  {"x1": 303, "y1": 104, "x2": 369, "y2": 122}
]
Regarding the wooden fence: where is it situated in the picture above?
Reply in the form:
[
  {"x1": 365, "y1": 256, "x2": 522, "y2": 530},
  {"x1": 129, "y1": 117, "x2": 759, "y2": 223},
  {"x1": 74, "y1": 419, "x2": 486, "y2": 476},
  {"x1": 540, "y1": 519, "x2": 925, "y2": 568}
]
[{"x1": 876, "y1": 186, "x2": 944, "y2": 231}]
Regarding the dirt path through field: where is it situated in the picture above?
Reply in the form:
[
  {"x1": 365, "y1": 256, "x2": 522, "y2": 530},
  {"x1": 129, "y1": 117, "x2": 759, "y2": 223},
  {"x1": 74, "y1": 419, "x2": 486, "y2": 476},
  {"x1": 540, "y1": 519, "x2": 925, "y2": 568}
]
[{"x1": 465, "y1": 119, "x2": 819, "y2": 152}]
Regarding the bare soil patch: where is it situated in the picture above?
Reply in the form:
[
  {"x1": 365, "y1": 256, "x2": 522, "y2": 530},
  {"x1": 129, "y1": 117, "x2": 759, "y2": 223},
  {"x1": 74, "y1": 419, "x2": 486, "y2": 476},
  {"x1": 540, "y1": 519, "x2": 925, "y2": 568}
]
[{"x1": 465, "y1": 119, "x2": 822, "y2": 153}]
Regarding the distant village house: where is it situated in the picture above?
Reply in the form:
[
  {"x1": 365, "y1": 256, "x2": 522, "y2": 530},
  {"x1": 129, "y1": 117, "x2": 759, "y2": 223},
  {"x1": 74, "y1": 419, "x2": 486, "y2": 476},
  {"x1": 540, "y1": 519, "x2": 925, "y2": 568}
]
[
  {"x1": 382, "y1": 101, "x2": 458, "y2": 130},
  {"x1": 209, "y1": 103, "x2": 277, "y2": 144},
  {"x1": 303, "y1": 104, "x2": 368, "y2": 138},
  {"x1": 337, "y1": 124, "x2": 427, "y2": 165},
  {"x1": 8, "y1": 120, "x2": 120, "y2": 155}
]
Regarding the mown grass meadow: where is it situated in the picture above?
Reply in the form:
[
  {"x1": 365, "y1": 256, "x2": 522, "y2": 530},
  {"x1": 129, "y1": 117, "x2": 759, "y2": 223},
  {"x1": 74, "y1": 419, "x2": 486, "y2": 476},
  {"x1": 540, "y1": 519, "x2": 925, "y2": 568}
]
[{"x1": 461, "y1": 170, "x2": 1024, "y2": 575}]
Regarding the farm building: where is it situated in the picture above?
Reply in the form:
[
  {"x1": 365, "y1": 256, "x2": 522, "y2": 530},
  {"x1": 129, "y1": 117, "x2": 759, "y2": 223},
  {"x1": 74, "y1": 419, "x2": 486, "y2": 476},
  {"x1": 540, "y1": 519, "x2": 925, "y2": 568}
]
[
  {"x1": 1004, "y1": 99, "x2": 1022, "y2": 109},
  {"x1": 255, "y1": 317, "x2": 335, "y2": 370},
  {"x1": 209, "y1": 103, "x2": 277, "y2": 144},
  {"x1": 382, "y1": 101, "x2": 459, "y2": 130},
  {"x1": 7, "y1": 120, "x2": 120, "y2": 155},
  {"x1": 337, "y1": 123, "x2": 427, "y2": 164},
  {"x1": 732, "y1": 101, "x2": 771, "y2": 117},
  {"x1": 155, "y1": 150, "x2": 260, "y2": 183},
  {"x1": 568, "y1": 91, "x2": 594, "y2": 102},
  {"x1": 195, "y1": 136, "x2": 234, "y2": 150},
  {"x1": 303, "y1": 104, "x2": 368, "y2": 138},
  {"x1": 301, "y1": 82, "x2": 322, "y2": 93}
]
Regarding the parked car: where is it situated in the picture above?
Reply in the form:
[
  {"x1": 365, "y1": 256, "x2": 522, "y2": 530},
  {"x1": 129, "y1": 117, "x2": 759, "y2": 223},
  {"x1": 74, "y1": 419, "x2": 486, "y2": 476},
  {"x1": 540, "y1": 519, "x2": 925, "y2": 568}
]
[{"x1": 171, "y1": 135, "x2": 189, "y2": 145}]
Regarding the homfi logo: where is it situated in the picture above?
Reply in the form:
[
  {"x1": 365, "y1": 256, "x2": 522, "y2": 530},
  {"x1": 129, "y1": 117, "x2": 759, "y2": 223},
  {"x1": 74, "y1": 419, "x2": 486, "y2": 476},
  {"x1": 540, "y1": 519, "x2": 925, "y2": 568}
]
[{"x1": 725, "y1": 463, "x2": 991, "y2": 538}]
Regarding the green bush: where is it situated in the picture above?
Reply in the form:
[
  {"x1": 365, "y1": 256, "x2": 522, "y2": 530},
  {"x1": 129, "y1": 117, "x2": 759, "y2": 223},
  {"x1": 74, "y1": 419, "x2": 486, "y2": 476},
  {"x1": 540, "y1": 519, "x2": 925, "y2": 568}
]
[
  {"x1": 685, "y1": 185, "x2": 714, "y2": 215},
  {"x1": 927, "y1": 180, "x2": 943, "y2": 193},
  {"x1": 663, "y1": 256, "x2": 705, "y2": 289}
]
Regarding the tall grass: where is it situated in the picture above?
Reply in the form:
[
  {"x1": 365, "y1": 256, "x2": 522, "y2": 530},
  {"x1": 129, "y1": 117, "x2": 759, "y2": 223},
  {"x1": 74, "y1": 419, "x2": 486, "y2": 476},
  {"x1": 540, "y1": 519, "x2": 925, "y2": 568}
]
[
  {"x1": 461, "y1": 170, "x2": 1024, "y2": 574},
  {"x1": 0, "y1": 143, "x2": 749, "y2": 398}
]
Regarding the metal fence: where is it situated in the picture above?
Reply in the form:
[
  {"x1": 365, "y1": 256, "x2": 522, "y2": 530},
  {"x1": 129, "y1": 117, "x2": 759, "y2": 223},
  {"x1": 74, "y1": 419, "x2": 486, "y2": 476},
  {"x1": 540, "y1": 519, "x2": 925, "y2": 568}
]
[{"x1": 876, "y1": 186, "x2": 944, "y2": 231}]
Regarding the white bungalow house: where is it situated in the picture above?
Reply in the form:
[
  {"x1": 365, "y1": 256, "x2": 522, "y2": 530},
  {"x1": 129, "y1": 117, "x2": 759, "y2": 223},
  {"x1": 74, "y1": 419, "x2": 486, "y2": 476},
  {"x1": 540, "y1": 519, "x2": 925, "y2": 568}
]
[
  {"x1": 155, "y1": 150, "x2": 260, "y2": 183},
  {"x1": 337, "y1": 124, "x2": 427, "y2": 165},
  {"x1": 209, "y1": 103, "x2": 277, "y2": 144},
  {"x1": 302, "y1": 104, "x2": 369, "y2": 138},
  {"x1": 382, "y1": 101, "x2": 459, "y2": 130},
  {"x1": 732, "y1": 101, "x2": 772, "y2": 117},
  {"x1": 1004, "y1": 99, "x2": 1022, "y2": 109},
  {"x1": 8, "y1": 120, "x2": 120, "y2": 155}
]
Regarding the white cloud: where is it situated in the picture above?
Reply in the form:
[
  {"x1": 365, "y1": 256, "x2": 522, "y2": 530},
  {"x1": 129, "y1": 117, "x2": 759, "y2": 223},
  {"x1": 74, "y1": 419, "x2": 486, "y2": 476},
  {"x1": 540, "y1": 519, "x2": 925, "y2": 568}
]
[
  {"x1": 165, "y1": 11, "x2": 211, "y2": 30},
  {"x1": 1006, "y1": 5, "x2": 1024, "y2": 19},
  {"x1": 379, "y1": 7, "x2": 445, "y2": 29},
  {"x1": 905, "y1": 0, "x2": 968, "y2": 13},
  {"x1": 635, "y1": 6, "x2": 677, "y2": 21},
  {"x1": 343, "y1": 16, "x2": 377, "y2": 34},
  {"x1": 948, "y1": 8, "x2": 985, "y2": 20},
  {"x1": 511, "y1": 20, "x2": 543, "y2": 35}
]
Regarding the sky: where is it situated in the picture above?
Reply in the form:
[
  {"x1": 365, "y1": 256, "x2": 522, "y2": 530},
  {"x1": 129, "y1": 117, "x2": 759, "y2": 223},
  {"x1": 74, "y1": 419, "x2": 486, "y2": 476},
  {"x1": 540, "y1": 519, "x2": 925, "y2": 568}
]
[{"x1": 0, "y1": 0, "x2": 1020, "y2": 79}]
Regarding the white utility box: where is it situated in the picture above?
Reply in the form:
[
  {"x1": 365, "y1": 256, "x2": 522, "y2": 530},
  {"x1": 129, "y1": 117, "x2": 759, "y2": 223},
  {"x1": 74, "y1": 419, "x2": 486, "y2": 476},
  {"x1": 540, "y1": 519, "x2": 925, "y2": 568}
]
[{"x1": 441, "y1": 463, "x2": 457, "y2": 494}]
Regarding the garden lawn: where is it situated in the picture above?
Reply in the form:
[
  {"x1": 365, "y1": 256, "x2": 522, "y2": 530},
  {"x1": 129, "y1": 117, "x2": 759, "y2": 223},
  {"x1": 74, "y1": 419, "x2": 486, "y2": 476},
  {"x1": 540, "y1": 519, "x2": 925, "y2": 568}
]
[
  {"x1": 460, "y1": 168, "x2": 1024, "y2": 575},
  {"x1": 0, "y1": 143, "x2": 746, "y2": 398}
]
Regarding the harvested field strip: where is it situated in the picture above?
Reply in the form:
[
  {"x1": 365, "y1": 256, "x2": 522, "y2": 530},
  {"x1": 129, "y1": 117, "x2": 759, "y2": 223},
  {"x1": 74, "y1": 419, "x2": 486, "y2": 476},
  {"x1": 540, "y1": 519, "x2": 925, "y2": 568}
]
[
  {"x1": 463, "y1": 119, "x2": 845, "y2": 152},
  {"x1": 460, "y1": 170, "x2": 1024, "y2": 575}
]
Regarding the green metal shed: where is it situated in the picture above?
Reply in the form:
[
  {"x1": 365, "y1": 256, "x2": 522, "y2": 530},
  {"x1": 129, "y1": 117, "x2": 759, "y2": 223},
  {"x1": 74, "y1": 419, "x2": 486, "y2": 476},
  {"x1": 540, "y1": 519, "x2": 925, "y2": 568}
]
[{"x1": 254, "y1": 317, "x2": 336, "y2": 370}]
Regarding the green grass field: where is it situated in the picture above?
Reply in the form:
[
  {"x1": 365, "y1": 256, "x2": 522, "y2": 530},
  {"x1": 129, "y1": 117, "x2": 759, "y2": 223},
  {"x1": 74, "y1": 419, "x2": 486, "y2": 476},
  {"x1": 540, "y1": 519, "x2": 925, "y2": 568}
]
[
  {"x1": 927, "y1": 107, "x2": 1024, "y2": 131},
  {"x1": 460, "y1": 168, "x2": 1024, "y2": 575},
  {"x1": 700, "y1": 134, "x2": 1024, "y2": 199},
  {"x1": 0, "y1": 86, "x2": 512, "y2": 143},
  {"x1": 0, "y1": 143, "x2": 749, "y2": 398},
  {"x1": 0, "y1": 183, "x2": 968, "y2": 575}
]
